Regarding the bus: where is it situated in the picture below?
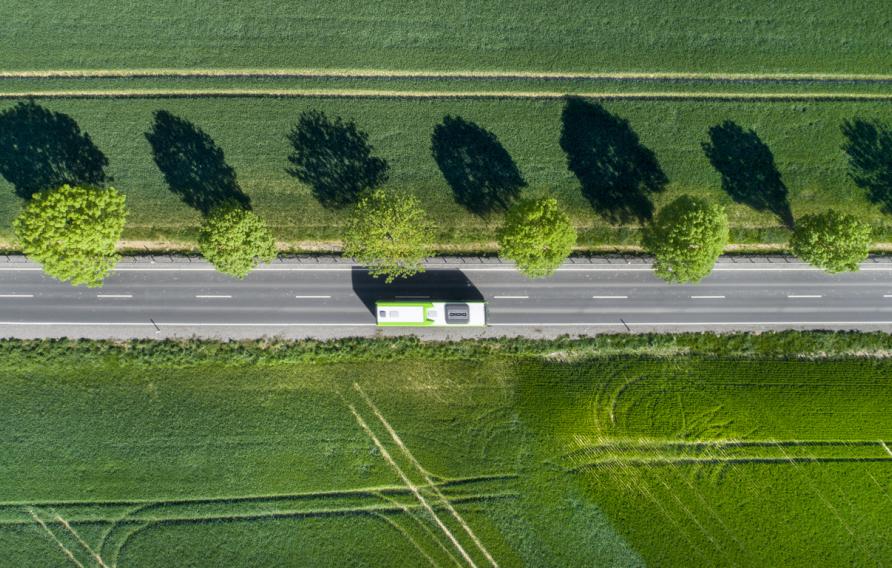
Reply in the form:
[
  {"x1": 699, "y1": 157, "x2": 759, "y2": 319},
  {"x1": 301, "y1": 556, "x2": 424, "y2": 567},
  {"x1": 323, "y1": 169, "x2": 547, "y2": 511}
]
[{"x1": 375, "y1": 301, "x2": 486, "y2": 327}]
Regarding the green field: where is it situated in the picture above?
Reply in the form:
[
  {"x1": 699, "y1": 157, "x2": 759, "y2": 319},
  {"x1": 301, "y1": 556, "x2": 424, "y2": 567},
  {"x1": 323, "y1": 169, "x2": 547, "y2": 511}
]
[
  {"x1": 521, "y1": 357, "x2": 892, "y2": 566},
  {"x1": 2, "y1": 1, "x2": 890, "y2": 74},
  {"x1": 1, "y1": 338, "x2": 891, "y2": 566},
  {"x1": 0, "y1": 96, "x2": 889, "y2": 248},
  {"x1": 0, "y1": 1, "x2": 889, "y2": 250}
]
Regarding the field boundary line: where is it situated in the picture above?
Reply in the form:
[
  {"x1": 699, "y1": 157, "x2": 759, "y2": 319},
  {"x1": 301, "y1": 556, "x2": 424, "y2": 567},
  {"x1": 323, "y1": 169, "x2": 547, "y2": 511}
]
[
  {"x1": 2, "y1": 67, "x2": 892, "y2": 83},
  {"x1": 881, "y1": 441, "x2": 892, "y2": 458},
  {"x1": 346, "y1": 402, "x2": 478, "y2": 568},
  {"x1": 354, "y1": 384, "x2": 499, "y2": 568},
  {"x1": 1, "y1": 89, "x2": 891, "y2": 101},
  {"x1": 27, "y1": 509, "x2": 85, "y2": 568}
]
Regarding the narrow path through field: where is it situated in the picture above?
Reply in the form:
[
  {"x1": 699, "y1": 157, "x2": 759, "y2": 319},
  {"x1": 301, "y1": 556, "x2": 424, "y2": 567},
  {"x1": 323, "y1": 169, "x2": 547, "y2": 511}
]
[
  {"x1": 354, "y1": 384, "x2": 499, "y2": 568},
  {"x1": 1, "y1": 88, "x2": 890, "y2": 101},
  {"x1": 54, "y1": 513, "x2": 110, "y2": 568},
  {"x1": 2, "y1": 68, "x2": 892, "y2": 83},
  {"x1": 346, "y1": 402, "x2": 479, "y2": 568},
  {"x1": 567, "y1": 438, "x2": 892, "y2": 469},
  {"x1": 27, "y1": 509, "x2": 85, "y2": 568}
]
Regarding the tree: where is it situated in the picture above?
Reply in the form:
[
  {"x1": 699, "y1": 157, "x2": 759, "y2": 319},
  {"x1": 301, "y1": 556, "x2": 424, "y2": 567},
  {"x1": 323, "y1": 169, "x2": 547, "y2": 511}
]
[
  {"x1": 790, "y1": 210, "x2": 871, "y2": 273},
  {"x1": 497, "y1": 197, "x2": 576, "y2": 278},
  {"x1": 343, "y1": 189, "x2": 433, "y2": 283},
  {"x1": 13, "y1": 184, "x2": 126, "y2": 287},
  {"x1": 199, "y1": 201, "x2": 277, "y2": 278},
  {"x1": 643, "y1": 195, "x2": 729, "y2": 283}
]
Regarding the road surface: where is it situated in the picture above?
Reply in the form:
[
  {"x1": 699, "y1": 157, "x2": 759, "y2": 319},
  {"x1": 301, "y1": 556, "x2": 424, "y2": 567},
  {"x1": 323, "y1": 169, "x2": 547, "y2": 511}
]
[{"x1": 0, "y1": 260, "x2": 890, "y2": 338}]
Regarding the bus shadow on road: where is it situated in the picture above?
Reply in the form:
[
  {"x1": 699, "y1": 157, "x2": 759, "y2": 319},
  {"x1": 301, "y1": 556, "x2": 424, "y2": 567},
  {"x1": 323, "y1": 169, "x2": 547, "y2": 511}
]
[{"x1": 351, "y1": 267, "x2": 485, "y2": 315}]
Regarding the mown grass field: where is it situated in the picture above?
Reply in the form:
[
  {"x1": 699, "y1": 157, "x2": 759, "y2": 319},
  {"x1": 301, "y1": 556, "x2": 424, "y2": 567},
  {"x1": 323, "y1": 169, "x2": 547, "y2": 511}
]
[
  {"x1": 0, "y1": 96, "x2": 889, "y2": 248},
  {"x1": 1, "y1": 339, "x2": 891, "y2": 566},
  {"x1": 2, "y1": 1, "x2": 890, "y2": 73}
]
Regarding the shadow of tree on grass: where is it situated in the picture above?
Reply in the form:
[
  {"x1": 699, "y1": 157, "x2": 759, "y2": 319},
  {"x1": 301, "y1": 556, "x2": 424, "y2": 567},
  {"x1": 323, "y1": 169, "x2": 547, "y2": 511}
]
[
  {"x1": 559, "y1": 98, "x2": 667, "y2": 223},
  {"x1": 702, "y1": 120, "x2": 793, "y2": 228},
  {"x1": 286, "y1": 110, "x2": 389, "y2": 209},
  {"x1": 145, "y1": 110, "x2": 250, "y2": 214},
  {"x1": 431, "y1": 115, "x2": 525, "y2": 216},
  {"x1": 0, "y1": 101, "x2": 109, "y2": 199},
  {"x1": 842, "y1": 118, "x2": 892, "y2": 214}
]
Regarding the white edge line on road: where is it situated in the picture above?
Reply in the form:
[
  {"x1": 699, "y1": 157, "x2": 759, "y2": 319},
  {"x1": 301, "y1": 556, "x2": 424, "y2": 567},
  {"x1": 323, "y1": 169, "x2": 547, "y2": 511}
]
[
  {"x1": 592, "y1": 295, "x2": 628, "y2": 299},
  {"x1": 0, "y1": 321, "x2": 890, "y2": 327},
  {"x1": 195, "y1": 295, "x2": 232, "y2": 299},
  {"x1": 0, "y1": 294, "x2": 33, "y2": 298},
  {"x1": 96, "y1": 294, "x2": 132, "y2": 298},
  {"x1": 690, "y1": 295, "x2": 726, "y2": 299},
  {"x1": 489, "y1": 321, "x2": 892, "y2": 327},
  {"x1": 787, "y1": 295, "x2": 822, "y2": 299},
  {"x1": 493, "y1": 295, "x2": 529, "y2": 299},
  {"x1": 294, "y1": 295, "x2": 331, "y2": 299}
]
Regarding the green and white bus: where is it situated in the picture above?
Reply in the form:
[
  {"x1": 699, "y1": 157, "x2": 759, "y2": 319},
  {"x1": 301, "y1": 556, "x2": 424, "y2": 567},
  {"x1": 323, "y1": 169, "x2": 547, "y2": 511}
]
[{"x1": 375, "y1": 301, "x2": 486, "y2": 327}]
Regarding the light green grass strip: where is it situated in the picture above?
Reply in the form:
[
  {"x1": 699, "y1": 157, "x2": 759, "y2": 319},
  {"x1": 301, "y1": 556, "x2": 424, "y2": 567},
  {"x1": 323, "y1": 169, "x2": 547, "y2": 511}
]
[
  {"x1": 1, "y1": 68, "x2": 891, "y2": 82},
  {"x1": 1, "y1": 89, "x2": 891, "y2": 100}
]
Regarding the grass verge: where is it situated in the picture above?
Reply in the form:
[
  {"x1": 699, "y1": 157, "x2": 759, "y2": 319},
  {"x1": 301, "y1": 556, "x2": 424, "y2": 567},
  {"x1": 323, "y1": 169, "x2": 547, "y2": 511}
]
[{"x1": 0, "y1": 95, "x2": 889, "y2": 248}]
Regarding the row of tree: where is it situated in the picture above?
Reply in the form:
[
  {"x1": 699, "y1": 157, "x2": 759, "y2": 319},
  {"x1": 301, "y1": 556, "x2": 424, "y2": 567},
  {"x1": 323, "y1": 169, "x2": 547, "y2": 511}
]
[
  {"x1": 12, "y1": 182, "x2": 872, "y2": 288},
  {"x1": 14, "y1": 185, "x2": 275, "y2": 286}
]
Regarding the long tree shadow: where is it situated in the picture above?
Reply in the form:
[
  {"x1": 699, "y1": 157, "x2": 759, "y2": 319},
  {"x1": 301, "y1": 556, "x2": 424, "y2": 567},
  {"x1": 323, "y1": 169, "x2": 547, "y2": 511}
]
[
  {"x1": 286, "y1": 110, "x2": 389, "y2": 209},
  {"x1": 431, "y1": 115, "x2": 525, "y2": 216},
  {"x1": 842, "y1": 118, "x2": 892, "y2": 214},
  {"x1": 559, "y1": 98, "x2": 667, "y2": 223},
  {"x1": 0, "y1": 101, "x2": 109, "y2": 199},
  {"x1": 145, "y1": 110, "x2": 249, "y2": 214},
  {"x1": 702, "y1": 121, "x2": 794, "y2": 228}
]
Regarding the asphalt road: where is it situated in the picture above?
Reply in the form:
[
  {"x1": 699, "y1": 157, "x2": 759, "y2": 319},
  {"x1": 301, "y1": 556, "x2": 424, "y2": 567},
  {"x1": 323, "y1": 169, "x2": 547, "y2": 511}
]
[{"x1": 0, "y1": 261, "x2": 891, "y2": 338}]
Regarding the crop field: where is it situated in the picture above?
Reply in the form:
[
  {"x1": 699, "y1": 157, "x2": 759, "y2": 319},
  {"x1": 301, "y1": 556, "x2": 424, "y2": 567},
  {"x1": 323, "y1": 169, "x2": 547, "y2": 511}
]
[
  {"x1": 1, "y1": 343, "x2": 891, "y2": 566},
  {"x1": 0, "y1": 353, "x2": 639, "y2": 567},
  {"x1": 520, "y1": 358, "x2": 892, "y2": 566},
  {"x1": 2, "y1": 1, "x2": 890, "y2": 73},
  {"x1": 0, "y1": 1, "x2": 890, "y2": 250}
]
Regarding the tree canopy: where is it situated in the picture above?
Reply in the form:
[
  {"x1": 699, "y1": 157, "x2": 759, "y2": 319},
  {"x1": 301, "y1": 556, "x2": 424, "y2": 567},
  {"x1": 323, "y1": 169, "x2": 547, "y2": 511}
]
[
  {"x1": 642, "y1": 195, "x2": 729, "y2": 283},
  {"x1": 14, "y1": 184, "x2": 127, "y2": 287},
  {"x1": 343, "y1": 189, "x2": 433, "y2": 282},
  {"x1": 790, "y1": 210, "x2": 871, "y2": 273},
  {"x1": 199, "y1": 201, "x2": 277, "y2": 278},
  {"x1": 497, "y1": 197, "x2": 577, "y2": 278}
]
